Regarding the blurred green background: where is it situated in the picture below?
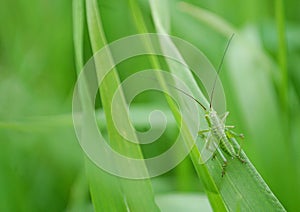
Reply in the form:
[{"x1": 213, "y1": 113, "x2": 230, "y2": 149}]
[{"x1": 0, "y1": 0, "x2": 299, "y2": 211}]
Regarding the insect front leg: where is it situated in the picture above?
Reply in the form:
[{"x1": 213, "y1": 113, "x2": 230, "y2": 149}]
[
  {"x1": 225, "y1": 128, "x2": 244, "y2": 139},
  {"x1": 198, "y1": 133, "x2": 218, "y2": 163},
  {"x1": 220, "y1": 111, "x2": 229, "y2": 123},
  {"x1": 198, "y1": 129, "x2": 210, "y2": 139}
]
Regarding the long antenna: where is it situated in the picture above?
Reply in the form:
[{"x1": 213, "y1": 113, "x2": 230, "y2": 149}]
[
  {"x1": 136, "y1": 75, "x2": 207, "y2": 111},
  {"x1": 168, "y1": 84, "x2": 207, "y2": 111},
  {"x1": 209, "y1": 34, "x2": 235, "y2": 109}
]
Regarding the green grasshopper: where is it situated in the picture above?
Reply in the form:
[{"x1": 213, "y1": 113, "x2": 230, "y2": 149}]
[{"x1": 172, "y1": 34, "x2": 245, "y2": 177}]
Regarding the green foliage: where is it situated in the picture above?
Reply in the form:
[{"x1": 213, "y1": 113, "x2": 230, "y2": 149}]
[{"x1": 1, "y1": 0, "x2": 300, "y2": 211}]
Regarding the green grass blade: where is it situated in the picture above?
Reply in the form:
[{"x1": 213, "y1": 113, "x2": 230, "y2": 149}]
[
  {"x1": 73, "y1": 0, "x2": 84, "y2": 73},
  {"x1": 178, "y1": 2, "x2": 236, "y2": 37},
  {"x1": 226, "y1": 33, "x2": 294, "y2": 211},
  {"x1": 151, "y1": 1, "x2": 286, "y2": 211},
  {"x1": 73, "y1": 0, "x2": 128, "y2": 211},
  {"x1": 149, "y1": 0, "x2": 227, "y2": 211},
  {"x1": 275, "y1": 0, "x2": 288, "y2": 112},
  {"x1": 84, "y1": 0, "x2": 159, "y2": 211}
]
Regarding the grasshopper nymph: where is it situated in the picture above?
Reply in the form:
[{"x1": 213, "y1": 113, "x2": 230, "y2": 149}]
[{"x1": 173, "y1": 34, "x2": 245, "y2": 177}]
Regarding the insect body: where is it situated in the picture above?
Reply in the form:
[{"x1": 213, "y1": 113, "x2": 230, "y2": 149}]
[
  {"x1": 200, "y1": 108, "x2": 245, "y2": 177},
  {"x1": 171, "y1": 34, "x2": 245, "y2": 176},
  {"x1": 172, "y1": 86, "x2": 245, "y2": 177}
]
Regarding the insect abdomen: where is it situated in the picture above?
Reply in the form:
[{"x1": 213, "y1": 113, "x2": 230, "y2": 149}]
[
  {"x1": 219, "y1": 137, "x2": 236, "y2": 157},
  {"x1": 209, "y1": 110, "x2": 236, "y2": 157},
  {"x1": 212, "y1": 128, "x2": 236, "y2": 156}
]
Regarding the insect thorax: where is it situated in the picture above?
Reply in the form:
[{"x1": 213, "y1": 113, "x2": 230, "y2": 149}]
[{"x1": 208, "y1": 109, "x2": 226, "y2": 140}]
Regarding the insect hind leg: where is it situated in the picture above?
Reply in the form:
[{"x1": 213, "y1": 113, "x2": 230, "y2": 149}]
[
  {"x1": 214, "y1": 143, "x2": 228, "y2": 177},
  {"x1": 236, "y1": 154, "x2": 246, "y2": 164},
  {"x1": 225, "y1": 129, "x2": 245, "y2": 162}
]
